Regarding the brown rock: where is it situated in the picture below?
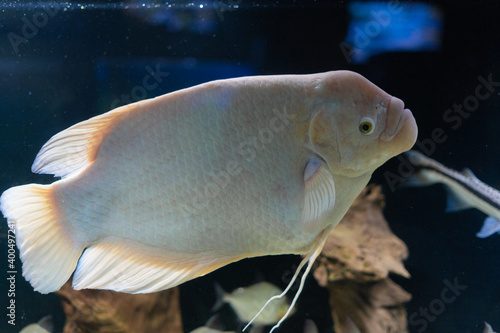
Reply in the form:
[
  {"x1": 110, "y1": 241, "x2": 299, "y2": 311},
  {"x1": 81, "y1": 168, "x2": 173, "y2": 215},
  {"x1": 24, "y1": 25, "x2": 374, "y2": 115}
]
[
  {"x1": 56, "y1": 282, "x2": 183, "y2": 333},
  {"x1": 313, "y1": 184, "x2": 412, "y2": 333}
]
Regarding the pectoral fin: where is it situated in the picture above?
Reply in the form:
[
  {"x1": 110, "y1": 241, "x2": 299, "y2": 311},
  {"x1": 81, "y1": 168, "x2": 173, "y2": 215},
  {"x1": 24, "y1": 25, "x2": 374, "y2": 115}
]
[
  {"x1": 302, "y1": 157, "x2": 336, "y2": 232},
  {"x1": 444, "y1": 187, "x2": 472, "y2": 212}
]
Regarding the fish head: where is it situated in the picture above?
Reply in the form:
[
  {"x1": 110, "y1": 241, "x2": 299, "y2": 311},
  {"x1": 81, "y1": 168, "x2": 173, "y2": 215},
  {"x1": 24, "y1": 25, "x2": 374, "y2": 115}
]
[{"x1": 307, "y1": 70, "x2": 418, "y2": 178}]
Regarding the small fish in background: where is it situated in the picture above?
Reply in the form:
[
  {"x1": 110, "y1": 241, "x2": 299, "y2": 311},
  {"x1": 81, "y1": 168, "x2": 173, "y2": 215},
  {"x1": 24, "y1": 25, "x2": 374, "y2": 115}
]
[
  {"x1": 484, "y1": 322, "x2": 497, "y2": 333},
  {"x1": 302, "y1": 319, "x2": 319, "y2": 333},
  {"x1": 190, "y1": 328, "x2": 234, "y2": 333},
  {"x1": 340, "y1": 316, "x2": 361, "y2": 333},
  {"x1": 1, "y1": 71, "x2": 417, "y2": 330},
  {"x1": 403, "y1": 150, "x2": 500, "y2": 238},
  {"x1": 189, "y1": 314, "x2": 235, "y2": 333},
  {"x1": 213, "y1": 282, "x2": 293, "y2": 326},
  {"x1": 190, "y1": 325, "x2": 236, "y2": 333},
  {"x1": 19, "y1": 315, "x2": 53, "y2": 333},
  {"x1": 189, "y1": 314, "x2": 318, "y2": 333}
]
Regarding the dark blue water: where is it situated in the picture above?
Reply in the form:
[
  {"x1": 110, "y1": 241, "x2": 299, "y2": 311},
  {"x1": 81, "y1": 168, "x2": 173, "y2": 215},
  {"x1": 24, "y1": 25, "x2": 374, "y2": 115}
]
[{"x1": 1, "y1": 1, "x2": 500, "y2": 332}]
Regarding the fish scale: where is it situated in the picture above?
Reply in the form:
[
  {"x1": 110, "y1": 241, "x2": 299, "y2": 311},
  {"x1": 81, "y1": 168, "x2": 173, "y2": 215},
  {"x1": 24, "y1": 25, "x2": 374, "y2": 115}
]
[{"x1": 100, "y1": 101, "x2": 287, "y2": 253}]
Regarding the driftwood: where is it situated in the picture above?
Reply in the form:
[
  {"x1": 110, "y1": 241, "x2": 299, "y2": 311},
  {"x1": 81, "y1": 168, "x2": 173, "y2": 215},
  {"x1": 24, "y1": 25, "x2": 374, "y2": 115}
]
[
  {"x1": 313, "y1": 184, "x2": 412, "y2": 333},
  {"x1": 55, "y1": 283, "x2": 183, "y2": 333}
]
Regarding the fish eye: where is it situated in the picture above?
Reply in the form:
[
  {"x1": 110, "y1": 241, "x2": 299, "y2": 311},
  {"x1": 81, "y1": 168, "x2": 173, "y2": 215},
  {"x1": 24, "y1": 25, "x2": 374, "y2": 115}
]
[{"x1": 359, "y1": 117, "x2": 375, "y2": 135}]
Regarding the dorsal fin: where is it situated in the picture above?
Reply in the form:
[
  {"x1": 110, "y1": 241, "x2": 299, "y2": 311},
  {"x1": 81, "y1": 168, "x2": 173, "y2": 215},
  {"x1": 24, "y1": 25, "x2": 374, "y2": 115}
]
[
  {"x1": 31, "y1": 101, "x2": 144, "y2": 178},
  {"x1": 462, "y1": 168, "x2": 477, "y2": 179}
]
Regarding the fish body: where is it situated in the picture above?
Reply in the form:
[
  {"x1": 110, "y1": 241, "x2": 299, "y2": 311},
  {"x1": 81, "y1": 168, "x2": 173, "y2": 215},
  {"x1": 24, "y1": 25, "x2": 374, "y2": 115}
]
[
  {"x1": 19, "y1": 315, "x2": 53, "y2": 333},
  {"x1": 190, "y1": 316, "x2": 318, "y2": 333},
  {"x1": 1, "y1": 71, "x2": 417, "y2": 301},
  {"x1": 302, "y1": 319, "x2": 319, "y2": 333},
  {"x1": 189, "y1": 314, "x2": 236, "y2": 333},
  {"x1": 484, "y1": 322, "x2": 497, "y2": 333},
  {"x1": 215, "y1": 282, "x2": 292, "y2": 325},
  {"x1": 19, "y1": 325, "x2": 51, "y2": 333},
  {"x1": 190, "y1": 328, "x2": 235, "y2": 333},
  {"x1": 404, "y1": 150, "x2": 500, "y2": 238}
]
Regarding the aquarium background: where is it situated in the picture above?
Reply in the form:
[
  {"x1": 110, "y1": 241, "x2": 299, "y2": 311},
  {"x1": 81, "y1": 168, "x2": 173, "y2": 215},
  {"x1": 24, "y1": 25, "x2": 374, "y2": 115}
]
[{"x1": 1, "y1": 1, "x2": 500, "y2": 332}]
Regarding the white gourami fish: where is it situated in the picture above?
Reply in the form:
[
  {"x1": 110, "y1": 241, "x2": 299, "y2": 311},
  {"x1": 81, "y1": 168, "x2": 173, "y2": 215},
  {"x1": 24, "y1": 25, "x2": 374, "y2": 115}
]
[{"x1": 1, "y1": 71, "x2": 417, "y2": 329}]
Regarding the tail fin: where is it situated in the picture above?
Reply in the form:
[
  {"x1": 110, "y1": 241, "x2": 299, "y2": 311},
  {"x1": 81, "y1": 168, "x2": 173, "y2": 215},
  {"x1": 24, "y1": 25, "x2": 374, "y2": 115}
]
[
  {"x1": 476, "y1": 216, "x2": 500, "y2": 238},
  {"x1": 1, "y1": 184, "x2": 84, "y2": 293}
]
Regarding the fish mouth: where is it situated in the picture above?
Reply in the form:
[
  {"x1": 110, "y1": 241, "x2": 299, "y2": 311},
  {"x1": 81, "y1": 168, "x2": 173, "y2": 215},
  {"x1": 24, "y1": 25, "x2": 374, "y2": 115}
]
[{"x1": 380, "y1": 96, "x2": 414, "y2": 142}]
